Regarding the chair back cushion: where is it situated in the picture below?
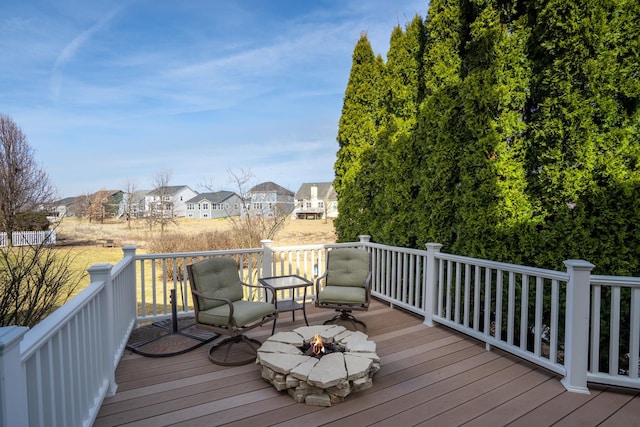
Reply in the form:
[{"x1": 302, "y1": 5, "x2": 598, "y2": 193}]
[
  {"x1": 189, "y1": 257, "x2": 243, "y2": 310},
  {"x1": 326, "y1": 248, "x2": 370, "y2": 288}
]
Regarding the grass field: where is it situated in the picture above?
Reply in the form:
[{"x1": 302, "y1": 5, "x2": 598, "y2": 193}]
[{"x1": 54, "y1": 216, "x2": 337, "y2": 286}]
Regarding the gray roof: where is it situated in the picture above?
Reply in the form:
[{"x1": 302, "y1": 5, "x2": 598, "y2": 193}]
[
  {"x1": 295, "y1": 182, "x2": 336, "y2": 200},
  {"x1": 250, "y1": 182, "x2": 293, "y2": 196},
  {"x1": 186, "y1": 191, "x2": 238, "y2": 204},
  {"x1": 147, "y1": 185, "x2": 194, "y2": 196}
]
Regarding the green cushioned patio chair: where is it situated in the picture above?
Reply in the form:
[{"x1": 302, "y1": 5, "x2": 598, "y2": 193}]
[
  {"x1": 187, "y1": 257, "x2": 278, "y2": 366},
  {"x1": 315, "y1": 247, "x2": 372, "y2": 331}
]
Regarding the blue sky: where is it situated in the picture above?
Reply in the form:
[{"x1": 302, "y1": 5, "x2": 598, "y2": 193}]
[{"x1": 2, "y1": 0, "x2": 427, "y2": 198}]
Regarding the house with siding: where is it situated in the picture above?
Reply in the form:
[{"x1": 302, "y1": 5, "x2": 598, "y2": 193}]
[
  {"x1": 185, "y1": 191, "x2": 243, "y2": 219},
  {"x1": 246, "y1": 182, "x2": 294, "y2": 217},
  {"x1": 292, "y1": 182, "x2": 338, "y2": 220},
  {"x1": 143, "y1": 185, "x2": 198, "y2": 218}
]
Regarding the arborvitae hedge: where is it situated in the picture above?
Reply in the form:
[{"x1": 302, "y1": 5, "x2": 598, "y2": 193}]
[{"x1": 333, "y1": 0, "x2": 640, "y2": 275}]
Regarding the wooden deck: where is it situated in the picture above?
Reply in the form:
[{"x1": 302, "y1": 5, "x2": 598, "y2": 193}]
[{"x1": 96, "y1": 300, "x2": 640, "y2": 427}]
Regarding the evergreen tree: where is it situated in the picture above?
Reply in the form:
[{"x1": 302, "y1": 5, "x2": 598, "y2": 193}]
[
  {"x1": 333, "y1": 0, "x2": 640, "y2": 276},
  {"x1": 454, "y1": 0, "x2": 536, "y2": 262},
  {"x1": 526, "y1": 0, "x2": 640, "y2": 273},
  {"x1": 415, "y1": 0, "x2": 468, "y2": 249},
  {"x1": 372, "y1": 15, "x2": 426, "y2": 246},
  {"x1": 334, "y1": 35, "x2": 384, "y2": 241}
]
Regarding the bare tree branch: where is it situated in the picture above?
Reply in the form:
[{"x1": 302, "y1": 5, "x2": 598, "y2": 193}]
[{"x1": 0, "y1": 114, "x2": 55, "y2": 246}]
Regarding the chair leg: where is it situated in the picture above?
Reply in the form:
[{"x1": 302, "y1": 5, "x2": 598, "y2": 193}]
[
  {"x1": 322, "y1": 310, "x2": 367, "y2": 332},
  {"x1": 208, "y1": 335, "x2": 263, "y2": 366}
]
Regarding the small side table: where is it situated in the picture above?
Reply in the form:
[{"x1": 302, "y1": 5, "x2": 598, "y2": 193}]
[{"x1": 259, "y1": 275, "x2": 312, "y2": 328}]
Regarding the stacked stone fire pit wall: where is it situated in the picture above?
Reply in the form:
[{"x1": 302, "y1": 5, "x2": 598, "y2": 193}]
[{"x1": 256, "y1": 325, "x2": 381, "y2": 406}]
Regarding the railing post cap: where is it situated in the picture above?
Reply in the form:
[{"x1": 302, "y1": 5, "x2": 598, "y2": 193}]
[
  {"x1": 0, "y1": 326, "x2": 29, "y2": 353},
  {"x1": 426, "y1": 242, "x2": 443, "y2": 251},
  {"x1": 87, "y1": 263, "x2": 113, "y2": 281},
  {"x1": 261, "y1": 239, "x2": 273, "y2": 247},
  {"x1": 87, "y1": 263, "x2": 113, "y2": 273},
  {"x1": 122, "y1": 245, "x2": 137, "y2": 255},
  {"x1": 563, "y1": 259, "x2": 595, "y2": 271},
  {"x1": 359, "y1": 235, "x2": 371, "y2": 242}
]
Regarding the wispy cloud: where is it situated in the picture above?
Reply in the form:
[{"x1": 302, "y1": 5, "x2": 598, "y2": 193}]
[
  {"x1": 50, "y1": 5, "x2": 123, "y2": 101},
  {"x1": 5, "y1": 0, "x2": 427, "y2": 197}
]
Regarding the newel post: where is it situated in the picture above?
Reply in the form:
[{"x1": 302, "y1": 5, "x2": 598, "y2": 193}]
[
  {"x1": 88, "y1": 263, "x2": 118, "y2": 397},
  {"x1": 424, "y1": 243, "x2": 443, "y2": 327},
  {"x1": 0, "y1": 326, "x2": 29, "y2": 426},
  {"x1": 358, "y1": 235, "x2": 371, "y2": 246},
  {"x1": 122, "y1": 244, "x2": 137, "y2": 259},
  {"x1": 261, "y1": 240, "x2": 273, "y2": 278},
  {"x1": 562, "y1": 259, "x2": 594, "y2": 394}
]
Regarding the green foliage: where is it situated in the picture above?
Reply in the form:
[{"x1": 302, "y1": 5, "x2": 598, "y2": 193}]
[
  {"x1": 415, "y1": 0, "x2": 467, "y2": 249},
  {"x1": 371, "y1": 16, "x2": 426, "y2": 247},
  {"x1": 15, "y1": 211, "x2": 50, "y2": 231},
  {"x1": 334, "y1": 0, "x2": 640, "y2": 276},
  {"x1": 334, "y1": 35, "x2": 384, "y2": 241}
]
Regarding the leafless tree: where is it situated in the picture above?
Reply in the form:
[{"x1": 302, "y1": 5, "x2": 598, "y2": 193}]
[
  {"x1": 204, "y1": 169, "x2": 288, "y2": 249},
  {"x1": 148, "y1": 169, "x2": 176, "y2": 234},
  {"x1": 0, "y1": 234, "x2": 82, "y2": 327},
  {"x1": 86, "y1": 189, "x2": 111, "y2": 223},
  {"x1": 123, "y1": 178, "x2": 138, "y2": 228},
  {"x1": 0, "y1": 114, "x2": 55, "y2": 246}
]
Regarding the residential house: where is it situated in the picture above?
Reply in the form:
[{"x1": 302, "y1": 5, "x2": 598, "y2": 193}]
[
  {"x1": 292, "y1": 182, "x2": 338, "y2": 220},
  {"x1": 246, "y1": 181, "x2": 294, "y2": 217},
  {"x1": 144, "y1": 185, "x2": 198, "y2": 218},
  {"x1": 123, "y1": 190, "x2": 150, "y2": 219},
  {"x1": 185, "y1": 191, "x2": 243, "y2": 219},
  {"x1": 47, "y1": 196, "x2": 79, "y2": 218}
]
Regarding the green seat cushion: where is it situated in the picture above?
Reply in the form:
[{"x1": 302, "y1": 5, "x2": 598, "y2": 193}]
[
  {"x1": 318, "y1": 286, "x2": 367, "y2": 305},
  {"x1": 198, "y1": 300, "x2": 276, "y2": 327},
  {"x1": 190, "y1": 258, "x2": 244, "y2": 310},
  {"x1": 325, "y1": 248, "x2": 369, "y2": 287}
]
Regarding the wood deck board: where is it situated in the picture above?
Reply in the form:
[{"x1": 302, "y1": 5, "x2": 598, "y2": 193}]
[{"x1": 96, "y1": 299, "x2": 637, "y2": 426}]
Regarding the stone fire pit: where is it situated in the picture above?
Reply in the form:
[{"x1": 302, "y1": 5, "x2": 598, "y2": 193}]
[{"x1": 256, "y1": 325, "x2": 381, "y2": 406}]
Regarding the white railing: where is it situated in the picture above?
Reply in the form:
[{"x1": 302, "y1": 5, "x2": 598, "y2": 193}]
[
  {"x1": 134, "y1": 248, "x2": 269, "y2": 323},
  {"x1": 0, "y1": 246, "x2": 137, "y2": 427},
  {"x1": 588, "y1": 274, "x2": 640, "y2": 388},
  {"x1": 0, "y1": 230, "x2": 56, "y2": 247},
  {"x1": 2, "y1": 238, "x2": 639, "y2": 426},
  {"x1": 367, "y1": 241, "x2": 429, "y2": 314},
  {"x1": 425, "y1": 246, "x2": 573, "y2": 382},
  {"x1": 131, "y1": 240, "x2": 364, "y2": 324}
]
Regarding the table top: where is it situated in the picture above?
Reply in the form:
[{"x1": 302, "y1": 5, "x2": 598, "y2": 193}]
[{"x1": 259, "y1": 275, "x2": 312, "y2": 289}]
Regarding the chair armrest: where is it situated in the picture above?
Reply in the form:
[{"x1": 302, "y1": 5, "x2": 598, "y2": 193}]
[
  {"x1": 315, "y1": 271, "x2": 328, "y2": 296},
  {"x1": 241, "y1": 281, "x2": 277, "y2": 304},
  {"x1": 364, "y1": 271, "x2": 372, "y2": 299},
  {"x1": 191, "y1": 289, "x2": 235, "y2": 324}
]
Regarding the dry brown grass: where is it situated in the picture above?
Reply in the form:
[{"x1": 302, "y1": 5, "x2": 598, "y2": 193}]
[
  {"x1": 54, "y1": 216, "x2": 336, "y2": 282},
  {"x1": 55, "y1": 216, "x2": 336, "y2": 248}
]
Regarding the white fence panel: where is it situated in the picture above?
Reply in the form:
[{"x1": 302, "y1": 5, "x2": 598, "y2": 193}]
[{"x1": 0, "y1": 230, "x2": 56, "y2": 247}]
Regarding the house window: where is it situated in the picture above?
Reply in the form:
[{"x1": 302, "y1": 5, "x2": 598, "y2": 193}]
[{"x1": 202, "y1": 203, "x2": 209, "y2": 210}]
